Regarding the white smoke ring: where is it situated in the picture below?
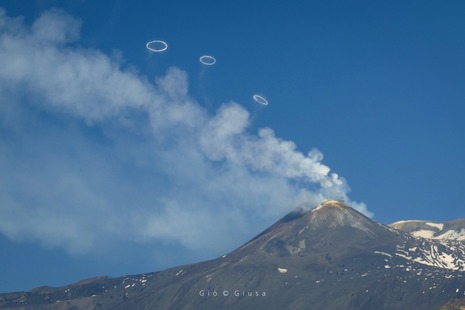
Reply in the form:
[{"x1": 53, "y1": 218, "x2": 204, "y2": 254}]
[
  {"x1": 146, "y1": 40, "x2": 168, "y2": 52},
  {"x1": 253, "y1": 94, "x2": 268, "y2": 105},
  {"x1": 199, "y1": 55, "x2": 216, "y2": 65}
]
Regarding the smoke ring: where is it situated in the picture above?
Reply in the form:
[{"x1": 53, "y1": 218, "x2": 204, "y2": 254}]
[
  {"x1": 253, "y1": 94, "x2": 268, "y2": 105},
  {"x1": 199, "y1": 55, "x2": 216, "y2": 65},
  {"x1": 146, "y1": 40, "x2": 168, "y2": 52}
]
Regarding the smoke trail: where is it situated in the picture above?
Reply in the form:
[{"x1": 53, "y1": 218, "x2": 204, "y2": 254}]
[{"x1": 0, "y1": 8, "x2": 370, "y2": 256}]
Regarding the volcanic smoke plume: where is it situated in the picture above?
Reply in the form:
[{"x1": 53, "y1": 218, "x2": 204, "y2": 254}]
[{"x1": 0, "y1": 8, "x2": 370, "y2": 258}]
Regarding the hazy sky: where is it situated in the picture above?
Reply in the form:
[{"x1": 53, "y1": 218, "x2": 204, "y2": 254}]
[{"x1": 0, "y1": 0, "x2": 464, "y2": 292}]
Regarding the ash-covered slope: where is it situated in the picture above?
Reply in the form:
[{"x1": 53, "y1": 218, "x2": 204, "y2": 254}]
[{"x1": 1, "y1": 201, "x2": 465, "y2": 310}]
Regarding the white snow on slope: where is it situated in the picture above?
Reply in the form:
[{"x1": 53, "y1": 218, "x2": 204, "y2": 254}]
[
  {"x1": 277, "y1": 268, "x2": 288, "y2": 274},
  {"x1": 374, "y1": 251, "x2": 392, "y2": 258},
  {"x1": 412, "y1": 230, "x2": 436, "y2": 239},
  {"x1": 435, "y1": 229, "x2": 465, "y2": 241},
  {"x1": 392, "y1": 220, "x2": 465, "y2": 242},
  {"x1": 426, "y1": 222, "x2": 444, "y2": 230},
  {"x1": 393, "y1": 240, "x2": 465, "y2": 271}
]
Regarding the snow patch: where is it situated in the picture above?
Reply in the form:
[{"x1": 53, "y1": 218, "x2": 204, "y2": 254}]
[
  {"x1": 412, "y1": 230, "x2": 435, "y2": 239},
  {"x1": 277, "y1": 268, "x2": 288, "y2": 273},
  {"x1": 374, "y1": 251, "x2": 393, "y2": 257},
  {"x1": 426, "y1": 222, "x2": 444, "y2": 230},
  {"x1": 395, "y1": 240, "x2": 465, "y2": 271},
  {"x1": 435, "y1": 229, "x2": 465, "y2": 241}
]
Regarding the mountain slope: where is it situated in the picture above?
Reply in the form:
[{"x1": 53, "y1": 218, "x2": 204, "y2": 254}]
[
  {"x1": 1, "y1": 200, "x2": 465, "y2": 310},
  {"x1": 389, "y1": 219, "x2": 465, "y2": 271},
  {"x1": 390, "y1": 219, "x2": 465, "y2": 241}
]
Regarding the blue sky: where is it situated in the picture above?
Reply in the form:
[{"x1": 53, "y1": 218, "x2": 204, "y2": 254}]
[{"x1": 0, "y1": 0, "x2": 464, "y2": 292}]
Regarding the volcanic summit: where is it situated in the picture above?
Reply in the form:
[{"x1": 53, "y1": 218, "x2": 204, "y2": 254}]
[{"x1": 1, "y1": 200, "x2": 465, "y2": 309}]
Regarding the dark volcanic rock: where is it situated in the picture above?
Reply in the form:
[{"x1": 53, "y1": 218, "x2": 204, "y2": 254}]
[{"x1": 1, "y1": 200, "x2": 465, "y2": 309}]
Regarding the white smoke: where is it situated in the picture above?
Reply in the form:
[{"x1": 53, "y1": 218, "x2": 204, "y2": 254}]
[{"x1": 0, "y1": 8, "x2": 370, "y2": 257}]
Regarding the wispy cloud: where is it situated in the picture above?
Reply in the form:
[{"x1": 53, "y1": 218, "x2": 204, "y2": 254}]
[{"x1": 0, "y1": 8, "x2": 370, "y2": 257}]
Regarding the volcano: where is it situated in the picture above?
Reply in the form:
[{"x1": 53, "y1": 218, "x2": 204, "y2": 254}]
[{"x1": 1, "y1": 200, "x2": 465, "y2": 309}]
